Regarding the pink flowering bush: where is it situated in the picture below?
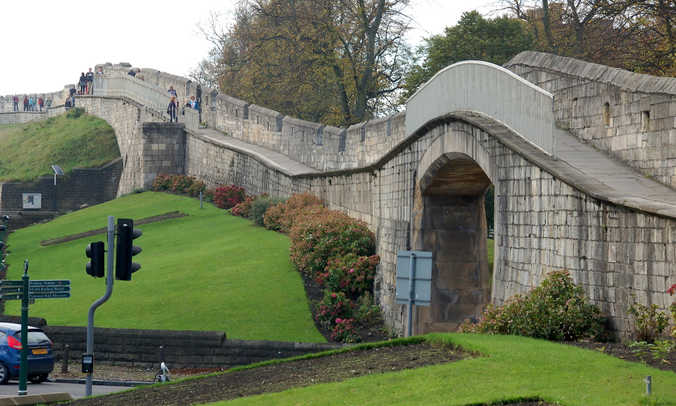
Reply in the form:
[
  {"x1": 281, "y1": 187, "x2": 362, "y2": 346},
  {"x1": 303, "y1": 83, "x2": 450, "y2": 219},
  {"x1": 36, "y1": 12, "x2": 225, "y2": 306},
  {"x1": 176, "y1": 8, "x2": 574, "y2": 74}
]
[
  {"x1": 315, "y1": 291, "x2": 354, "y2": 328},
  {"x1": 331, "y1": 318, "x2": 360, "y2": 343},
  {"x1": 231, "y1": 196, "x2": 254, "y2": 218},
  {"x1": 209, "y1": 185, "x2": 246, "y2": 209},
  {"x1": 316, "y1": 254, "x2": 379, "y2": 299},
  {"x1": 461, "y1": 270, "x2": 604, "y2": 341},
  {"x1": 289, "y1": 207, "x2": 375, "y2": 277}
]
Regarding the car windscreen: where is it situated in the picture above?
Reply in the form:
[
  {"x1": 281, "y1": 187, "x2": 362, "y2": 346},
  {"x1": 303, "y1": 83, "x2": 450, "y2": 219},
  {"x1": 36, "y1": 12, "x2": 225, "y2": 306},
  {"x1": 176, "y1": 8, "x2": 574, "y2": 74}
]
[{"x1": 12, "y1": 330, "x2": 51, "y2": 345}]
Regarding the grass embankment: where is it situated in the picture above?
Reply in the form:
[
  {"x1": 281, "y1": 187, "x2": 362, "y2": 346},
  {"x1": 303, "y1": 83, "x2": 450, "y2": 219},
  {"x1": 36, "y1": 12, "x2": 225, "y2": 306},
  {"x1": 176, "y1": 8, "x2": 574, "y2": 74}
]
[
  {"x1": 207, "y1": 333, "x2": 676, "y2": 406},
  {"x1": 0, "y1": 109, "x2": 119, "y2": 182},
  {"x1": 4, "y1": 192, "x2": 324, "y2": 342}
]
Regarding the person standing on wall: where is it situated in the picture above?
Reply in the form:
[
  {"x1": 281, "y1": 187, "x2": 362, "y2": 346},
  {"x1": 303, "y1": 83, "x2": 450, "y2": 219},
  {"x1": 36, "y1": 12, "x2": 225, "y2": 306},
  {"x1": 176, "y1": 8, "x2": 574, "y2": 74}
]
[
  {"x1": 23, "y1": 96, "x2": 29, "y2": 112},
  {"x1": 167, "y1": 96, "x2": 178, "y2": 123},
  {"x1": 196, "y1": 84, "x2": 202, "y2": 122},
  {"x1": 38, "y1": 97, "x2": 44, "y2": 112},
  {"x1": 79, "y1": 73, "x2": 87, "y2": 95},
  {"x1": 85, "y1": 68, "x2": 94, "y2": 94},
  {"x1": 12, "y1": 95, "x2": 19, "y2": 112}
]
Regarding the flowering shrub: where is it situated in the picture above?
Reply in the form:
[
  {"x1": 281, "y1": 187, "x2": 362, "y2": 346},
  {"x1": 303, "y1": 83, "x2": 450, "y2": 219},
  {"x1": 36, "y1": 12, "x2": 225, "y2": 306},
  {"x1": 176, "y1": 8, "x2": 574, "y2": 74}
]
[
  {"x1": 316, "y1": 254, "x2": 379, "y2": 298},
  {"x1": 627, "y1": 299, "x2": 670, "y2": 343},
  {"x1": 331, "y1": 318, "x2": 360, "y2": 343},
  {"x1": 209, "y1": 185, "x2": 246, "y2": 209},
  {"x1": 263, "y1": 193, "x2": 323, "y2": 232},
  {"x1": 231, "y1": 196, "x2": 254, "y2": 218},
  {"x1": 315, "y1": 291, "x2": 354, "y2": 327},
  {"x1": 289, "y1": 207, "x2": 375, "y2": 277},
  {"x1": 249, "y1": 195, "x2": 285, "y2": 226},
  {"x1": 460, "y1": 270, "x2": 604, "y2": 341},
  {"x1": 151, "y1": 174, "x2": 205, "y2": 197}
]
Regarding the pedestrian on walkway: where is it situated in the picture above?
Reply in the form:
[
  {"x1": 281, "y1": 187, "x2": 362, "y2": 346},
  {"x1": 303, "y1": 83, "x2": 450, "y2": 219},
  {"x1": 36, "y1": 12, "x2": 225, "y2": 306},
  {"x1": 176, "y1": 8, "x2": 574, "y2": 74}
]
[
  {"x1": 38, "y1": 97, "x2": 44, "y2": 112},
  {"x1": 29, "y1": 96, "x2": 35, "y2": 111},
  {"x1": 23, "y1": 96, "x2": 28, "y2": 111},
  {"x1": 79, "y1": 73, "x2": 87, "y2": 95},
  {"x1": 167, "y1": 96, "x2": 178, "y2": 123},
  {"x1": 12, "y1": 96, "x2": 18, "y2": 112},
  {"x1": 85, "y1": 68, "x2": 94, "y2": 94}
]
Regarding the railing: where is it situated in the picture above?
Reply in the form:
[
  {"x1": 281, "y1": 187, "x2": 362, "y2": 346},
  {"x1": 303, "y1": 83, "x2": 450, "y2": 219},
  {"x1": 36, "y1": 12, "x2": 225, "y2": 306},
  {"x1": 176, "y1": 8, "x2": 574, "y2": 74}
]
[
  {"x1": 406, "y1": 60, "x2": 557, "y2": 156},
  {"x1": 92, "y1": 75, "x2": 199, "y2": 131}
]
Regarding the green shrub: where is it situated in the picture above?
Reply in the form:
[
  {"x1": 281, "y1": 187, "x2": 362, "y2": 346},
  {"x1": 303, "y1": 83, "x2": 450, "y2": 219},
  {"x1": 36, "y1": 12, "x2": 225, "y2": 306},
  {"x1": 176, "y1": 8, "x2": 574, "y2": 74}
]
[
  {"x1": 669, "y1": 283, "x2": 676, "y2": 339},
  {"x1": 289, "y1": 207, "x2": 375, "y2": 277},
  {"x1": 628, "y1": 299, "x2": 670, "y2": 343},
  {"x1": 249, "y1": 195, "x2": 284, "y2": 226},
  {"x1": 151, "y1": 174, "x2": 205, "y2": 197},
  {"x1": 66, "y1": 107, "x2": 85, "y2": 119},
  {"x1": 263, "y1": 192, "x2": 323, "y2": 232},
  {"x1": 460, "y1": 270, "x2": 604, "y2": 341},
  {"x1": 354, "y1": 292, "x2": 383, "y2": 327}
]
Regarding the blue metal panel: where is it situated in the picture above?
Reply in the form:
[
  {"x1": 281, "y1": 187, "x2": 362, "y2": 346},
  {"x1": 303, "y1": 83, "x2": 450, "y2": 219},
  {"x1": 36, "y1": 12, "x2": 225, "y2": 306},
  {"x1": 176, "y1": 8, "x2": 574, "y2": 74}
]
[{"x1": 395, "y1": 250, "x2": 433, "y2": 307}]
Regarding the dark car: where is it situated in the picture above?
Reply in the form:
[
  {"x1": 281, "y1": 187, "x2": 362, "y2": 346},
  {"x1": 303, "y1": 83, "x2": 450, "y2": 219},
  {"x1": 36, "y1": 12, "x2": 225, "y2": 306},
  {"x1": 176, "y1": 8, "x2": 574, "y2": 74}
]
[{"x1": 0, "y1": 323, "x2": 54, "y2": 383}]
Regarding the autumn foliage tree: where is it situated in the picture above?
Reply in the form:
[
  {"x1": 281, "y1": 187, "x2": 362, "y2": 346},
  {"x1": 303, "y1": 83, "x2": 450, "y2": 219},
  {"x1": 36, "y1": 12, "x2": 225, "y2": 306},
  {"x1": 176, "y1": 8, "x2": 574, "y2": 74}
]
[{"x1": 207, "y1": 0, "x2": 411, "y2": 126}]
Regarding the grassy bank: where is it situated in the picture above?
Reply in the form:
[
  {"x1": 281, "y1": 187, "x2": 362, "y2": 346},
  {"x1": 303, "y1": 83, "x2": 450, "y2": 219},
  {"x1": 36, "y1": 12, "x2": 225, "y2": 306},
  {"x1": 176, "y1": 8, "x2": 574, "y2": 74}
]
[
  {"x1": 4, "y1": 192, "x2": 324, "y2": 342},
  {"x1": 0, "y1": 109, "x2": 119, "y2": 182},
  {"x1": 207, "y1": 333, "x2": 676, "y2": 405}
]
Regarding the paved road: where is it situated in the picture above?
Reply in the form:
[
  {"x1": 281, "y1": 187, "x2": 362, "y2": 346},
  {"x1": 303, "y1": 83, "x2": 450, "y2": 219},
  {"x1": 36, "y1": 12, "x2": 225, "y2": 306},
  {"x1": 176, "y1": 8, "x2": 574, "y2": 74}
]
[{"x1": 0, "y1": 380, "x2": 128, "y2": 399}]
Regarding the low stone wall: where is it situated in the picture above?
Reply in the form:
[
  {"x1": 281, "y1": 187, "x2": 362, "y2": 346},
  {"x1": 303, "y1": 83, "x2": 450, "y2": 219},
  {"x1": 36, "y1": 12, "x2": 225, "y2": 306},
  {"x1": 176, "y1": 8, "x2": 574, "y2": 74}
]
[{"x1": 43, "y1": 326, "x2": 340, "y2": 369}]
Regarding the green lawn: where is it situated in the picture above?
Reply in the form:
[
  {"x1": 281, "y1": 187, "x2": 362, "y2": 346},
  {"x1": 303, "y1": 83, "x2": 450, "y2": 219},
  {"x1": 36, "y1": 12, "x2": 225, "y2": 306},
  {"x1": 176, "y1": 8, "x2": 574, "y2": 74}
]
[
  {"x1": 3, "y1": 192, "x2": 324, "y2": 342},
  {"x1": 206, "y1": 333, "x2": 676, "y2": 406},
  {"x1": 0, "y1": 109, "x2": 119, "y2": 181}
]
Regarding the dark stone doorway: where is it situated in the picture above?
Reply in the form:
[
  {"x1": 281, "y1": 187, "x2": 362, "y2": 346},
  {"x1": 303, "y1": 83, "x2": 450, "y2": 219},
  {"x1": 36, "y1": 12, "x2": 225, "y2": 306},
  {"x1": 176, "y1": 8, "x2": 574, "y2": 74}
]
[{"x1": 412, "y1": 153, "x2": 492, "y2": 334}]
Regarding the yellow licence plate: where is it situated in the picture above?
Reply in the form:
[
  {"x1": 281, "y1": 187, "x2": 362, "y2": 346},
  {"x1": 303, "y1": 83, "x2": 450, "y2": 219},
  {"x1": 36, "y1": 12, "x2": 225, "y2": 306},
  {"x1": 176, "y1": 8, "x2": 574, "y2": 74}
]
[{"x1": 32, "y1": 349, "x2": 47, "y2": 355}]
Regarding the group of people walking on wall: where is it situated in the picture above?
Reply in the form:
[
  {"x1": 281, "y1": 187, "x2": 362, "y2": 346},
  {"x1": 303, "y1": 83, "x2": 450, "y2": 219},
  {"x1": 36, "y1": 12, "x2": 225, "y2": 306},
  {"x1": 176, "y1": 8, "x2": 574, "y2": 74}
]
[
  {"x1": 167, "y1": 84, "x2": 202, "y2": 123},
  {"x1": 11, "y1": 95, "x2": 51, "y2": 112},
  {"x1": 78, "y1": 68, "x2": 96, "y2": 95}
]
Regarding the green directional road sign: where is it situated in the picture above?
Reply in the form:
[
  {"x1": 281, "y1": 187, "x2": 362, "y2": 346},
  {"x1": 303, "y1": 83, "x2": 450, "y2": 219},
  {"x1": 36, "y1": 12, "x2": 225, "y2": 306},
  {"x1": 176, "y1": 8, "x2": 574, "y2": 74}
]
[
  {"x1": 30, "y1": 292, "x2": 70, "y2": 299},
  {"x1": 0, "y1": 294, "x2": 23, "y2": 301},
  {"x1": 0, "y1": 280, "x2": 23, "y2": 287},
  {"x1": 29, "y1": 280, "x2": 70, "y2": 287},
  {"x1": 0, "y1": 287, "x2": 23, "y2": 294},
  {"x1": 29, "y1": 286, "x2": 70, "y2": 294}
]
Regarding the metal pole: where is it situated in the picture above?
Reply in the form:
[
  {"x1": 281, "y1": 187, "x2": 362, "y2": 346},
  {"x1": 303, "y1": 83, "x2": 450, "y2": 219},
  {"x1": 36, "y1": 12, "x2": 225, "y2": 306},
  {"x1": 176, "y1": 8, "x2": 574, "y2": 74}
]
[
  {"x1": 407, "y1": 253, "x2": 416, "y2": 337},
  {"x1": 199, "y1": 191, "x2": 203, "y2": 209},
  {"x1": 645, "y1": 376, "x2": 652, "y2": 396},
  {"x1": 18, "y1": 260, "x2": 29, "y2": 396},
  {"x1": 85, "y1": 216, "x2": 115, "y2": 397}
]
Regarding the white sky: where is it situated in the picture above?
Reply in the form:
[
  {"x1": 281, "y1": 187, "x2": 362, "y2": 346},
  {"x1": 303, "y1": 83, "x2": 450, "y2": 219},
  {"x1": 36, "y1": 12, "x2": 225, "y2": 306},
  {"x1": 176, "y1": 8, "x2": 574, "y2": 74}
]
[{"x1": 1, "y1": 0, "x2": 494, "y2": 95}]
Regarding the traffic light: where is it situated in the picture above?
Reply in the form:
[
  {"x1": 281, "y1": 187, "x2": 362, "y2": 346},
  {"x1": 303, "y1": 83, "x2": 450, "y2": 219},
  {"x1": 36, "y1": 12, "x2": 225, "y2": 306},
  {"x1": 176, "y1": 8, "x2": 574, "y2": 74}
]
[
  {"x1": 115, "y1": 218, "x2": 142, "y2": 281},
  {"x1": 85, "y1": 241, "x2": 105, "y2": 277}
]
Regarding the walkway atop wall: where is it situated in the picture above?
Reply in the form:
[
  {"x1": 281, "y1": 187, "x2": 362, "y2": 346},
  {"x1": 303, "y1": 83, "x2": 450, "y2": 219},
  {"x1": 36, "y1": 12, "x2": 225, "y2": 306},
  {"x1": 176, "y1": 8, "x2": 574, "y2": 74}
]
[
  {"x1": 192, "y1": 128, "x2": 319, "y2": 176},
  {"x1": 197, "y1": 119, "x2": 676, "y2": 219}
]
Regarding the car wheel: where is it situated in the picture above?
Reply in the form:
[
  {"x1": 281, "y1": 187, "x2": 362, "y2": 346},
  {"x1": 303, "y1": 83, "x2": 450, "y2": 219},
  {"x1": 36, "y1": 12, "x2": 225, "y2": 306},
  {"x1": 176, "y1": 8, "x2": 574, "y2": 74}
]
[
  {"x1": 0, "y1": 364, "x2": 8, "y2": 385},
  {"x1": 29, "y1": 374, "x2": 48, "y2": 384}
]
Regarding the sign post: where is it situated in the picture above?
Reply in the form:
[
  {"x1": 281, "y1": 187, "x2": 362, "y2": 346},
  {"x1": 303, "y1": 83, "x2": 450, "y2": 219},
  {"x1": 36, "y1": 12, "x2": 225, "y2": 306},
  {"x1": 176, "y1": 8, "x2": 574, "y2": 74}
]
[
  {"x1": 395, "y1": 250, "x2": 433, "y2": 337},
  {"x1": 18, "y1": 260, "x2": 29, "y2": 396},
  {"x1": 85, "y1": 216, "x2": 115, "y2": 397}
]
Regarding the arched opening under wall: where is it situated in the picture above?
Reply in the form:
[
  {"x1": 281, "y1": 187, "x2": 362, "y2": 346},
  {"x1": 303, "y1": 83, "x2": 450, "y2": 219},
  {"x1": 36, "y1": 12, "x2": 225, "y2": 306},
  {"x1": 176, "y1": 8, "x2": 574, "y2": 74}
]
[{"x1": 412, "y1": 152, "x2": 493, "y2": 334}]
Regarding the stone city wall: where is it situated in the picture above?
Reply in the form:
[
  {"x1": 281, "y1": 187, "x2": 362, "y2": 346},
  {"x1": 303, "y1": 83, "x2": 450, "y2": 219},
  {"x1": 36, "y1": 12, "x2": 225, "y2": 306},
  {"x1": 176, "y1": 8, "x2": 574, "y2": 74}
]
[
  {"x1": 184, "y1": 117, "x2": 676, "y2": 337},
  {"x1": 506, "y1": 51, "x2": 676, "y2": 189}
]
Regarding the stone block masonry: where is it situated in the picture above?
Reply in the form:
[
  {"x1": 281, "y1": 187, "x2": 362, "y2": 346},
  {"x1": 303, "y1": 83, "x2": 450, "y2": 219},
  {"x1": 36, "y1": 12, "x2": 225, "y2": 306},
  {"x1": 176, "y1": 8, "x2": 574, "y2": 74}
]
[{"x1": 43, "y1": 326, "x2": 340, "y2": 369}]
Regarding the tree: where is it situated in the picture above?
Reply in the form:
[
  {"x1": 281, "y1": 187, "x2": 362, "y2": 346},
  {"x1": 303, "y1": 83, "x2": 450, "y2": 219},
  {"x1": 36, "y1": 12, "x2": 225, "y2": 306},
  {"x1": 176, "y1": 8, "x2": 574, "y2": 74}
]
[
  {"x1": 401, "y1": 11, "x2": 534, "y2": 100},
  {"x1": 498, "y1": 0, "x2": 676, "y2": 76},
  {"x1": 202, "y1": 0, "x2": 412, "y2": 126}
]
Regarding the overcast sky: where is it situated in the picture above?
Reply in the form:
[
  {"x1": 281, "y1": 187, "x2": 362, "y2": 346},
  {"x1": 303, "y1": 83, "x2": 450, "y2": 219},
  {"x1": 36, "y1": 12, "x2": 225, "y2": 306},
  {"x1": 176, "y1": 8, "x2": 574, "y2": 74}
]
[{"x1": 1, "y1": 0, "x2": 494, "y2": 95}]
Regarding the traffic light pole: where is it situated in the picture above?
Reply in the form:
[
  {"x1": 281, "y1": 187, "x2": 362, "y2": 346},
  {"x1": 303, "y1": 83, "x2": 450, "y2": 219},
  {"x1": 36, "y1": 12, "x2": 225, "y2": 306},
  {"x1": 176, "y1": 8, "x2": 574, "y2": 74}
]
[{"x1": 85, "y1": 216, "x2": 115, "y2": 397}]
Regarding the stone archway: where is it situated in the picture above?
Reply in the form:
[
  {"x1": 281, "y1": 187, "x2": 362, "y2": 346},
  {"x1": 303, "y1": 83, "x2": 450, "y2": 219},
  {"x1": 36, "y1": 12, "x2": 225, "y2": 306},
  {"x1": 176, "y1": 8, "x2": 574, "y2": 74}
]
[{"x1": 410, "y1": 125, "x2": 495, "y2": 334}]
